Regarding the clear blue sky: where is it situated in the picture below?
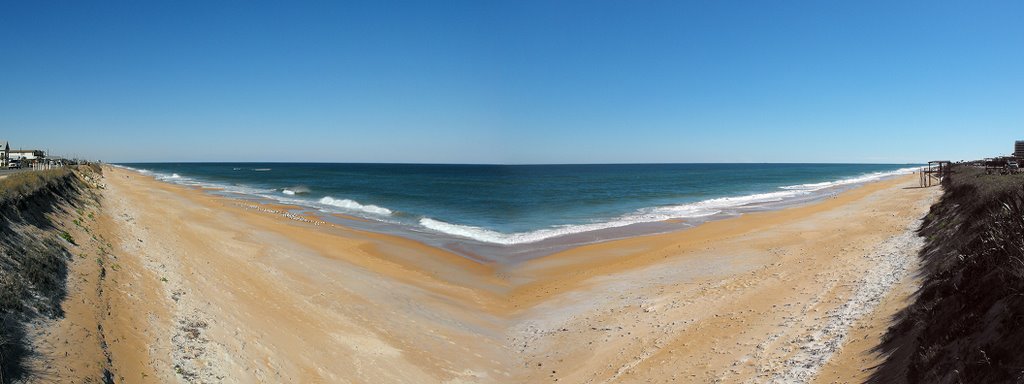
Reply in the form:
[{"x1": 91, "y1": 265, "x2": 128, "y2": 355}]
[{"x1": 1, "y1": 1, "x2": 1021, "y2": 163}]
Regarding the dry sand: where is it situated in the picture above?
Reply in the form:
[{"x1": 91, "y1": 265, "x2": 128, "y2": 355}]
[{"x1": 32, "y1": 166, "x2": 940, "y2": 383}]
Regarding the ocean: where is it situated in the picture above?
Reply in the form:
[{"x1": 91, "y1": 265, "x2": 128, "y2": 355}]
[{"x1": 116, "y1": 163, "x2": 919, "y2": 261}]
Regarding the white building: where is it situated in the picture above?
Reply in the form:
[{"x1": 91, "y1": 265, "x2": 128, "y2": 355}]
[
  {"x1": 0, "y1": 141, "x2": 8, "y2": 167},
  {"x1": 9, "y1": 149, "x2": 45, "y2": 163}
]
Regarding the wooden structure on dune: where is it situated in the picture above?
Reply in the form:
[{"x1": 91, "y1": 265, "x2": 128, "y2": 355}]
[{"x1": 920, "y1": 161, "x2": 951, "y2": 187}]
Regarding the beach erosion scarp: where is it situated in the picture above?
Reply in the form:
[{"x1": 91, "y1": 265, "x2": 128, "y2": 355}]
[
  {"x1": 870, "y1": 166, "x2": 1024, "y2": 383},
  {"x1": 24, "y1": 165, "x2": 942, "y2": 383},
  {"x1": 0, "y1": 165, "x2": 106, "y2": 382}
]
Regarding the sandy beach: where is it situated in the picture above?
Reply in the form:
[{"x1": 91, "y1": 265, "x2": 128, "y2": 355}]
[{"x1": 33, "y1": 166, "x2": 941, "y2": 383}]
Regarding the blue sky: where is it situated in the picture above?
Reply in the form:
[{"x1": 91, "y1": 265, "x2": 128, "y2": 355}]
[{"x1": 1, "y1": 1, "x2": 1021, "y2": 163}]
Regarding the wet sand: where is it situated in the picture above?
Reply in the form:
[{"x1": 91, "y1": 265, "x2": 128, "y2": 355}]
[{"x1": 37, "y1": 166, "x2": 940, "y2": 383}]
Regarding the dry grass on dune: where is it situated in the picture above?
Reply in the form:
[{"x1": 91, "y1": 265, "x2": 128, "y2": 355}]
[
  {"x1": 0, "y1": 169, "x2": 71, "y2": 204},
  {"x1": 0, "y1": 167, "x2": 99, "y2": 383}
]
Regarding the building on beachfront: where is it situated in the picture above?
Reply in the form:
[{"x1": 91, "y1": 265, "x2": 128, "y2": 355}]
[
  {"x1": 1015, "y1": 140, "x2": 1024, "y2": 159},
  {"x1": 0, "y1": 141, "x2": 7, "y2": 166},
  {"x1": 0, "y1": 141, "x2": 8, "y2": 167},
  {"x1": 9, "y1": 149, "x2": 45, "y2": 164}
]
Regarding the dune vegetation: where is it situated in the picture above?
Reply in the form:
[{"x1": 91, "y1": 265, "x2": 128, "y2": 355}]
[
  {"x1": 872, "y1": 165, "x2": 1024, "y2": 383},
  {"x1": 0, "y1": 167, "x2": 100, "y2": 383}
]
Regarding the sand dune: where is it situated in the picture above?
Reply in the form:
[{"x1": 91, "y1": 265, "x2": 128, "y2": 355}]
[{"x1": 36, "y1": 166, "x2": 939, "y2": 383}]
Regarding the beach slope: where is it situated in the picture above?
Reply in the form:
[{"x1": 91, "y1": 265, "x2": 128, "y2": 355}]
[{"x1": 36, "y1": 167, "x2": 939, "y2": 383}]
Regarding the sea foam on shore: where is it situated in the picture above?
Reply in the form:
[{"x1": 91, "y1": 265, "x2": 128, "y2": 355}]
[{"x1": 420, "y1": 167, "x2": 917, "y2": 245}]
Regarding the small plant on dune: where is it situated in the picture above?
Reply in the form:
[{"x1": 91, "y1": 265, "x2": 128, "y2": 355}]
[
  {"x1": 0, "y1": 277, "x2": 27, "y2": 312},
  {"x1": 59, "y1": 231, "x2": 75, "y2": 245}
]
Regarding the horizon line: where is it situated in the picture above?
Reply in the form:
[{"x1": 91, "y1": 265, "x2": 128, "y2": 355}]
[{"x1": 110, "y1": 161, "x2": 927, "y2": 166}]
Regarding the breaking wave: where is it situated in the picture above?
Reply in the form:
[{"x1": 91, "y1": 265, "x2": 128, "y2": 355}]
[
  {"x1": 418, "y1": 167, "x2": 918, "y2": 245},
  {"x1": 318, "y1": 196, "x2": 393, "y2": 216}
]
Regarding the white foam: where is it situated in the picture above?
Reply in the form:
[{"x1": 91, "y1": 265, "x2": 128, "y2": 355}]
[
  {"x1": 318, "y1": 196, "x2": 393, "y2": 216},
  {"x1": 281, "y1": 186, "x2": 310, "y2": 195},
  {"x1": 419, "y1": 218, "x2": 645, "y2": 246},
  {"x1": 115, "y1": 166, "x2": 396, "y2": 220},
  {"x1": 419, "y1": 167, "x2": 918, "y2": 245},
  {"x1": 152, "y1": 172, "x2": 188, "y2": 182},
  {"x1": 219, "y1": 183, "x2": 276, "y2": 195},
  {"x1": 112, "y1": 164, "x2": 151, "y2": 174},
  {"x1": 120, "y1": 166, "x2": 392, "y2": 219},
  {"x1": 418, "y1": 190, "x2": 807, "y2": 245},
  {"x1": 417, "y1": 195, "x2": 735, "y2": 246},
  {"x1": 133, "y1": 169, "x2": 277, "y2": 197},
  {"x1": 650, "y1": 190, "x2": 802, "y2": 215},
  {"x1": 780, "y1": 167, "x2": 918, "y2": 191}
]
